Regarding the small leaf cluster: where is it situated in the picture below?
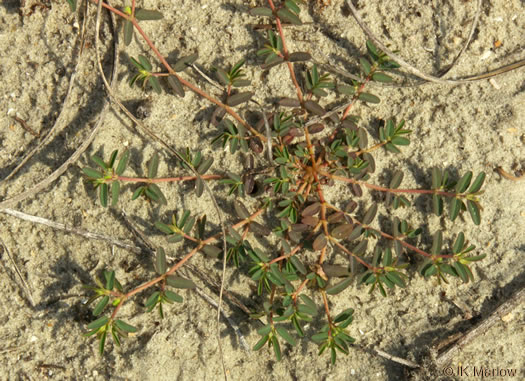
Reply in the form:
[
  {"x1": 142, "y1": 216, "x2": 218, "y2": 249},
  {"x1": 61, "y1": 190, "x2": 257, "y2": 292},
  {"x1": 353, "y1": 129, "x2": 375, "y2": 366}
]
[
  {"x1": 312, "y1": 309, "x2": 356, "y2": 365},
  {"x1": 82, "y1": 150, "x2": 129, "y2": 207},
  {"x1": 359, "y1": 248, "x2": 408, "y2": 297},
  {"x1": 419, "y1": 231, "x2": 486, "y2": 283},
  {"x1": 84, "y1": 271, "x2": 137, "y2": 354},
  {"x1": 432, "y1": 169, "x2": 485, "y2": 225},
  {"x1": 144, "y1": 248, "x2": 196, "y2": 318},
  {"x1": 306, "y1": 65, "x2": 335, "y2": 97},
  {"x1": 129, "y1": 55, "x2": 162, "y2": 94},
  {"x1": 122, "y1": 6, "x2": 163, "y2": 46}
]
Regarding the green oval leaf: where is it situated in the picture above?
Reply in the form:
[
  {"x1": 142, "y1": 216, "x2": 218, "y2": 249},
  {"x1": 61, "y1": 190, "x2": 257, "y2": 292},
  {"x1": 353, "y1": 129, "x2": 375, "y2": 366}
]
[
  {"x1": 326, "y1": 277, "x2": 352, "y2": 295},
  {"x1": 277, "y1": 8, "x2": 301, "y2": 25},
  {"x1": 389, "y1": 170, "x2": 403, "y2": 189},
  {"x1": 431, "y1": 231, "x2": 443, "y2": 255},
  {"x1": 432, "y1": 168, "x2": 442, "y2": 189},
  {"x1": 250, "y1": 7, "x2": 273, "y2": 17},
  {"x1": 91, "y1": 155, "x2": 108, "y2": 170},
  {"x1": 124, "y1": 20, "x2": 133, "y2": 46},
  {"x1": 432, "y1": 194, "x2": 443, "y2": 216},
  {"x1": 453, "y1": 262, "x2": 469, "y2": 283},
  {"x1": 197, "y1": 157, "x2": 213, "y2": 175},
  {"x1": 449, "y1": 198, "x2": 462, "y2": 221},
  {"x1": 360, "y1": 57, "x2": 371, "y2": 75},
  {"x1": 148, "y1": 153, "x2": 159, "y2": 178},
  {"x1": 253, "y1": 334, "x2": 270, "y2": 351},
  {"x1": 135, "y1": 9, "x2": 164, "y2": 21},
  {"x1": 166, "y1": 275, "x2": 196, "y2": 289},
  {"x1": 271, "y1": 335, "x2": 282, "y2": 361},
  {"x1": 385, "y1": 271, "x2": 406, "y2": 288},
  {"x1": 453, "y1": 232, "x2": 465, "y2": 254},
  {"x1": 167, "y1": 75, "x2": 185, "y2": 97},
  {"x1": 83, "y1": 167, "x2": 103, "y2": 179},
  {"x1": 362, "y1": 203, "x2": 377, "y2": 225},
  {"x1": 304, "y1": 100, "x2": 326, "y2": 116},
  {"x1": 285, "y1": 0, "x2": 301, "y2": 14},
  {"x1": 99, "y1": 183, "x2": 108, "y2": 207},
  {"x1": 145, "y1": 291, "x2": 160, "y2": 309},
  {"x1": 155, "y1": 247, "x2": 167, "y2": 274},
  {"x1": 456, "y1": 171, "x2": 473, "y2": 193},
  {"x1": 467, "y1": 200, "x2": 481, "y2": 225},
  {"x1": 111, "y1": 181, "x2": 120, "y2": 206},
  {"x1": 138, "y1": 55, "x2": 152, "y2": 72},
  {"x1": 87, "y1": 316, "x2": 109, "y2": 331},
  {"x1": 468, "y1": 172, "x2": 486, "y2": 193},
  {"x1": 338, "y1": 85, "x2": 355, "y2": 95},
  {"x1": 359, "y1": 92, "x2": 380, "y2": 104},
  {"x1": 149, "y1": 76, "x2": 162, "y2": 94},
  {"x1": 131, "y1": 186, "x2": 145, "y2": 200},
  {"x1": 114, "y1": 319, "x2": 138, "y2": 333},
  {"x1": 108, "y1": 150, "x2": 118, "y2": 168},
  {"x1": 276, "y1": 326, "x2": 296, "y2": 346},
  {"x1": 116, "y1": 150, "x2": 129, "y2": 175},
  {"x1": 372, "y1": 72, "x2": 393, "y2": 82},
  {"x1": 173, "y1": 53, "x2": 199, "y2": 72},
  {"x1": 227, "y1": 92, "x2": 253, "y2": 107},
  {"x1": 391, "y1": 136, "x2": 409, "y2": 146},
  {"x1": 164, "y1": 290, "x2": 183, "y2": 303},
  {"x1": 93, "y1": 295, "x2": 109, "y2": 316}
]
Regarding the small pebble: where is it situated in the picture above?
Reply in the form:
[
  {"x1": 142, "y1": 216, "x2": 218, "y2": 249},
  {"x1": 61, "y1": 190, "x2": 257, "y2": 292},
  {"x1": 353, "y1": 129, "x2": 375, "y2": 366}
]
[
  {"x1": 489, "y1": 78, "x2": 501, "y2": 90},
  {"x1": 480, "y1": 50, "x2": 492, "y2": 61}
]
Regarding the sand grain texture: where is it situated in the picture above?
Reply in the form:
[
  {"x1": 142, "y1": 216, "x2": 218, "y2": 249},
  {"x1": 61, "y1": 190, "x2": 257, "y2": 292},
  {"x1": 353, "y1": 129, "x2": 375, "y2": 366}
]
[{"x1": 0, "y1": 1, "x2": 524, "y2": 380}]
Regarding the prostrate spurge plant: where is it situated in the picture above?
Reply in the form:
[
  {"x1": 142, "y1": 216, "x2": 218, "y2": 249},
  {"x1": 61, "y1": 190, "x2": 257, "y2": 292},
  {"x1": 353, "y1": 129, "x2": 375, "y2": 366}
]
[{"x1": 74, "y1": 0, "x2": 486, "y2": 363}]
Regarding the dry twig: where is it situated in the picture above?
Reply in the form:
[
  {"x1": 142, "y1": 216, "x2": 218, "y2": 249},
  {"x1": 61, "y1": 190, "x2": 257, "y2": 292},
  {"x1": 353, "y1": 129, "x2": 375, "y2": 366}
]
[
  {"x1": 496, "y1": 166, "x2": 525, "y2": 181},
  {"x1": 0, "y1": 237, "x2": 35, "y2": 307},
  {"x1": 435, "y1": 285, "x2": 525, "y2": 367},
  {"x1": 0, "y1": 208, "x2": 140, "y2": 253}
]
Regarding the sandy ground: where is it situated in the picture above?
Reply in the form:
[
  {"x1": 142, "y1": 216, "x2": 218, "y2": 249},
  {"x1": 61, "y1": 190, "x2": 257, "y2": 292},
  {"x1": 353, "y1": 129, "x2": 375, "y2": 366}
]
[{"x1": 0, "y1": 0, "x2": 524, "y2": 380}]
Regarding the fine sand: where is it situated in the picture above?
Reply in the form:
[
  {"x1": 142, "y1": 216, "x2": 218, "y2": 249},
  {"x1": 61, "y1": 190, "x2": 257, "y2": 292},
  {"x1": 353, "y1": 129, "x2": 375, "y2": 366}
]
[{"x1": 1, "y1": 1, "x2": 524, "y2": 380}]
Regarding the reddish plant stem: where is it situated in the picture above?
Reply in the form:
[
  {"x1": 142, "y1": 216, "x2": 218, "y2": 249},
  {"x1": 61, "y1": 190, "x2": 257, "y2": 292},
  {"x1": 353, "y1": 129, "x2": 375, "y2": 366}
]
[
  {"x1": 115, "y1": 174, "x2": 222, "y2": 183},
  {"x1": 326, "y1": 173, "x2": 458, "y2": 197},
  {"x1": 89, "y1": 0, "x2": 266, "y2": 142},
  {"x1": 321, "y1": 290, "x2": 333, "y2": 329},
  {"x1": 354, "y1": 141, "x2": 387, "y2": 156},
  {"x1": 304, "y1": 127, "x2": 331, "y2": 266},
  {"x1": 326, "y1": 202, "x2": 454, "y2": 260},
  {"x1": 332, "y1": 241, "x2": 373, "y2": 269},
  {"x1": 341, "y1": 68, "x2": 375, "y2": 121},
  {"x1": 267, "y1": 0, "x2": 304, "y2": 103},
  {"x1": 292, "y1": 279, "x2": 309, "y2": 302},
  {"x1": 109, "y1": 207, "x2": 266, "y2": 320}
]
